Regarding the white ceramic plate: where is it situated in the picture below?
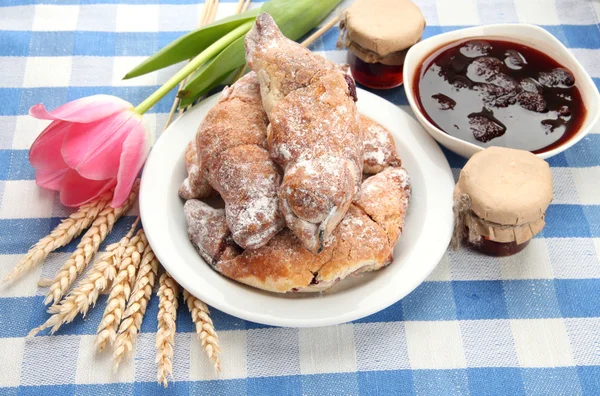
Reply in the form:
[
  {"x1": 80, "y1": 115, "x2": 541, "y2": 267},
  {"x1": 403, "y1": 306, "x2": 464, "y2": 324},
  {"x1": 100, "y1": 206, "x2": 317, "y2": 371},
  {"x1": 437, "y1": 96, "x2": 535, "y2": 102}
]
[{"x1": 140, "y1": 88, "x2": 454, "y2": 327}]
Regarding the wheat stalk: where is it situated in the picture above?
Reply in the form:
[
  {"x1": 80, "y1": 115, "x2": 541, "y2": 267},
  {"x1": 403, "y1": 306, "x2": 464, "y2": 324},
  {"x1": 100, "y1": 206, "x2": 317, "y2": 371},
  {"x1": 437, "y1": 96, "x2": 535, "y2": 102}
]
[
  {"x1": 183, "y1": 289, "x2": 221, "y2": 372},
  {"x1": 27, "y1": 219, "x2": 140, "y2": 337},
  {"x1": 2, "y1": 192, "x2": 112, "y2": 285},
  {"x1": 156, "y1": 272, "x2": 179, "y2": 387},
  {"x1": 43, "y1": 185, "x2": 139, "y2": 306},
  {"x1": 113, "y1": 238, "x2": 159, "y2": 369},
  {"x1": 96, "y1": 228, "x2": 147, "y2": 351}
]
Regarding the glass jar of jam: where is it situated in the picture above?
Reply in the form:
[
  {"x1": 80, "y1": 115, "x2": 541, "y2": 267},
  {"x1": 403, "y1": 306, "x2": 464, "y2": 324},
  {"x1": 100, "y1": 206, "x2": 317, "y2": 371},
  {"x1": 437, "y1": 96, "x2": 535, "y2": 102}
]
[
  {"x1": 347, "y1": 52, "x2": 404, "y2": 89},
  {"x1": 452, "y1": 147, "x2": 553, "y2": 257},
  {"x1": 338, "y1": 0, "x2": 425, "y2": 90},
  {"x1": 465, "y1": 229, "x2": 530, "y2": 257}
]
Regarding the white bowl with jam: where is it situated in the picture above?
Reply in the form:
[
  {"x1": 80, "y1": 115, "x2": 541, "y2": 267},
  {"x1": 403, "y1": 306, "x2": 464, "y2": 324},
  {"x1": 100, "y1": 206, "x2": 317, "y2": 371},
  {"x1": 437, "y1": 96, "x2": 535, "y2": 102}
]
[{"x1": 404, "y1": 24, "x2": 600, "y2": 159}]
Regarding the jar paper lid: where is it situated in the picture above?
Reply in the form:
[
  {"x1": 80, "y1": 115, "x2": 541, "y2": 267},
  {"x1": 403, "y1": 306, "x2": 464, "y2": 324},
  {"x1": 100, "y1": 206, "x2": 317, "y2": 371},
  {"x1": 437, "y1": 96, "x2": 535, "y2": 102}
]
[
  {"x1": 457, "y1": 147, "x2": 553, "y2": 226},
  {"x1": 340, "y1": 0, "x2": 425, "y2": 59}
]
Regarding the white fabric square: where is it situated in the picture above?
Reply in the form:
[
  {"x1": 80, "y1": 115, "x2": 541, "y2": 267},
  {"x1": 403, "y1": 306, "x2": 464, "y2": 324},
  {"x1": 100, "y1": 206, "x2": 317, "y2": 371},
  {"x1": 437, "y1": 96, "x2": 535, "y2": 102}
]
[
  {"x1": 548, "y1": 238, "x2": 600, "y2": 279},
  {"x1": 565, "y1": 318, "x2": 600, "y2": 365},
  {"x1": 0, "y1": 181, "x2": 55, "y2": 219},
  {"x1": 247, "y1": 328, "x2": 300, "y2": 377},
  {"x1": 116, "y1": 5, "x2": 159, "y2": 33},
  {"x1": 76, "y1": 5, "x2": 117, "y2": 32},
  {"x1": 0, "y1": 6, "x2": 35, "y2": 30},
  {"x1": 76, "y1": 335, "x2": 134, "y2": 384},
  {"x1": 594, "y1": 0, "x2": 600, "y2": 22},
  {"x1": 133, "y1": 332, "x2": 160, "y2": 382},
  {"x1": 190, "y1": 330, "x2": 247, "y2": 380},
  {"x1": 572, "y1": 167, "x2": 600, "y2": 205},
  {"x1": 21, "y1": 335, "x2": 80, "y2": 385},
  {"x1": 36, "y1": 253, "x2": 72, "y2": 296},
  {"x1": 426, "y1": 253, "x2": 451, "y2": 281},
  {"x1": 113, "y1": 57, "x2": 157, "y2": 87},
  {"x1": 555, "y1": 0, "x2": 599, "y2": 24},
  {"x1": 460, "y1": 320, "x2": 519, "y2": 367},
  {"x1": 550, "y1": 168, "x2": 579, "y2": 205},
  {"x1": 354, "y1": 322, "x2": 410, "y2": 371},
  {"x1": 571, "y1": 49, "x2": 600, "y2": 79},
  {"x1": 0, "y1": 337, "x2": 26, "y2": 387},
  {"x1": 23, "y1": 57, "x2": 72, "y2": 88},
  {"x1": 510, "y1": 318, "x2": 575, "y2": 367},
  {"x1": 0, "y1": 57, "x2": 27, "y2": 88},
  {"x1": 299, "y1": 325, "x2": 357, "y2": 374},
  {"x1": 0, "y1": 116, "x2": 17, "y2": 150},
  {"x1": 70, "y1": 56, "x2": 114, "y2": 87},
  {"x1": 448, "y1": 248, "x2": 501, "y2": 281},
  {"x1": 32, "y1": 5, "x2": 79, "y2": 31},
  {"x1": 500, "y1": 239, "x2": 554, "y2": 280},
  {"x1": 0, "y1": 254, "x2": 42, "y2": 297},
  {"x1": 405, "y1": 321, "x2": 467, "y2": 369},
  {"x1": 12, "y1": 115, "x2": 51, "y2": 150},
  {"x1": 158, "y1": 5, "x2": 200, "y2": 32},
  {"x1": 171, "y1": 333, "x2": 192, "y2": 381},
  {"x1": 437, "y1": 0, "x2": 480, "y2": 25},
  {"x1": 514, "y1": 0, "x2": 560, "y2": 24}
]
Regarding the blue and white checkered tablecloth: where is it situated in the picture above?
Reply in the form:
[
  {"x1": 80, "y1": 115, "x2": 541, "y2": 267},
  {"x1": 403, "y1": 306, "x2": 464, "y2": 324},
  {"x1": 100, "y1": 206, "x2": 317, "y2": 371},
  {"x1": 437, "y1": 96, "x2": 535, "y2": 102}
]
[{"x1": 1, "y1": 0, "x2": 600, "y2": 394}]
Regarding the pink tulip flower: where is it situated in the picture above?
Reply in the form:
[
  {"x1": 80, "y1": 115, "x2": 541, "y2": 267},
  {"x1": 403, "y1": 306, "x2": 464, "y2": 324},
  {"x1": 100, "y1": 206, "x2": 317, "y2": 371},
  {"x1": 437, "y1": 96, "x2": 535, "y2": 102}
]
[{"x1": 29, "y1": 95, "x2": 152, "y2": 208}]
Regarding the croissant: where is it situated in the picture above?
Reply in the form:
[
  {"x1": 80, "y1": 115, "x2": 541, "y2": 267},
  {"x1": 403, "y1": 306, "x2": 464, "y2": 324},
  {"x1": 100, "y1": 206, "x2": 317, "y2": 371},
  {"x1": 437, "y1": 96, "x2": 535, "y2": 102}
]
[
  {"x1": 185, "y1": 167, "x2": 411, "y2": 293},
  {"x1": 194, "y1": 72, "x2": 285, "y2": 249},
  {"x1": 245, "y1": 13, "x2": 363, "y2": 253}
]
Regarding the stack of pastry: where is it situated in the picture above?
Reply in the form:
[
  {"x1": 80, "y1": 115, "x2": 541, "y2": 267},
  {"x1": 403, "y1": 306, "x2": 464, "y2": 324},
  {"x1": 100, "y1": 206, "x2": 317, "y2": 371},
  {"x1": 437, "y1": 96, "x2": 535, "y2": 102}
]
[{"x1": 180, "y1": 13, "x2": 411, "y2": 293}]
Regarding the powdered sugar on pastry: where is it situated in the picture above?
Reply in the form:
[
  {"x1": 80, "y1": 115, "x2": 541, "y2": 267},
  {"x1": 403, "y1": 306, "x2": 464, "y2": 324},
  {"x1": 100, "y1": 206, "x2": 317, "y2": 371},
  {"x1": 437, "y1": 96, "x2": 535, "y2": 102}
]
[
  {"x1": 184, "y1": 200, "x2": 241, "y2": 266},
  {"x1": 361, "y1": 115, "x2": 402, "y2": 174},
  {"x1": 179, "y1": 140, "x2": 215, "y2": 200},
  {"x1": 195, "y1": 72, "x2": 285, "y2": 249},
  {"x1": 245, "y1": 13, "x2": 363, "y2": 253},
  {"x1": 210, "y1": 166, "x2": 411, "y2": 293}
]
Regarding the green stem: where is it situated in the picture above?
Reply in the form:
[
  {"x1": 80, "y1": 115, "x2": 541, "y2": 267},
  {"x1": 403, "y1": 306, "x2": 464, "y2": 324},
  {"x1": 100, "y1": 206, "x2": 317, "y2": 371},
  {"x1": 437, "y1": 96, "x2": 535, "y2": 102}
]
[{"x1": 134, "y1": 21, "x2": 253, "y2": 115}]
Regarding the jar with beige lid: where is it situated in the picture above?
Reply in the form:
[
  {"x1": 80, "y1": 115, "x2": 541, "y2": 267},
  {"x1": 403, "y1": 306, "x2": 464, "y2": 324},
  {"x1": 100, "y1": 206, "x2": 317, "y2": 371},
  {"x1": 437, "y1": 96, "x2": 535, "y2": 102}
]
[
  {"x1": 338, "y1": 0, "x2": 426, "y2": 89},
  {"x1": 451, "y1": 147, "x2": 553, "y2": 257}
]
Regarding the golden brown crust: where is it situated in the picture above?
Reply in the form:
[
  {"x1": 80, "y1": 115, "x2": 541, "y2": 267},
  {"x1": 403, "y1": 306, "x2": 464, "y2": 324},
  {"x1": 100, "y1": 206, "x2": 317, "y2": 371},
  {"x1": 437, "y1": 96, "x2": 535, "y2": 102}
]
[{"x1": 216, "y1": 230, "x2": 330, "y2": 293}]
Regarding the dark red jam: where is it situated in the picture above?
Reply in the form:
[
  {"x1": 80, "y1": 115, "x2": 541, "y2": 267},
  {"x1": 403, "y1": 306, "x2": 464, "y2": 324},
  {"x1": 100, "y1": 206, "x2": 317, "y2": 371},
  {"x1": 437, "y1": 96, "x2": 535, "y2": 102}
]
[
  {"x1": 466, "y1": 234, "x2": 530, "y2": 257},
  {"x1": 414, "y1": 39, "x2": 586, "y2": 153},
  {"x1": 348, "y1": 52, "x2": 404, "y2": 89}
]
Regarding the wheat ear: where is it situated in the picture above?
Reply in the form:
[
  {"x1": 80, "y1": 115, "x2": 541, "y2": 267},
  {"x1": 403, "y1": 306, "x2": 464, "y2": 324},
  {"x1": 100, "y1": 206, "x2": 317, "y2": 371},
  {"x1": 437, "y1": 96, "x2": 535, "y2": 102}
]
[
  {"x1": 44, "y1": 185, "x2": 139, "y2": 306},
  {"x1": 95, "y1": 228, "x2": 147, "y2": 351},
  {"x1": 183, "y1": 289, "x2": 221, "y2": 372},
  {"x1": 113, "y1": 237, "x2": 159, "y2": 369},
  {"x1": 2, "y1": 193, "x2": 112, "y2": 285},
  {"x1": 156, "y1": 272, "x2": 179, "y2": 387},
  {"x1": 27, "y1": 219, "x2": 140, "y2": 337}
]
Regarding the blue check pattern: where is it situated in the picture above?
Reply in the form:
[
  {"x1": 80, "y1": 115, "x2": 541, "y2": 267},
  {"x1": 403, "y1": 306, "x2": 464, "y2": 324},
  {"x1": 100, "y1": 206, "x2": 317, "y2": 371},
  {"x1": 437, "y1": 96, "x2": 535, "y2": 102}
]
[{"x1": 1, "y1": 0, "x2": 600, "y2": 394}]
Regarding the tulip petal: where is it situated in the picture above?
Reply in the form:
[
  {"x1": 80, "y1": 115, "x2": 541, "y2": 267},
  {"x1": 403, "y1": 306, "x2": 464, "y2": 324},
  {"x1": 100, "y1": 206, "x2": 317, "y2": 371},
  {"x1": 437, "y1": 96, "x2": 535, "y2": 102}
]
[
  {"x1": 112, "y1": 119, "x2": 151, "y2": 207},
  {"x1": 29, "y1": 120, "x2": 70, "y2": 170},
  {"x1": 61, "y1": 111, "x2": 137, "y2": 180},
  {"x1": 29, "y1": 95, "x2": 132, "y2": 124},
  {"x1": 59, "y1": 170, "x2": 116, "y2": 207},
  {"x1": 36, "y1": 167, "x2": 69, "y2": 190}
]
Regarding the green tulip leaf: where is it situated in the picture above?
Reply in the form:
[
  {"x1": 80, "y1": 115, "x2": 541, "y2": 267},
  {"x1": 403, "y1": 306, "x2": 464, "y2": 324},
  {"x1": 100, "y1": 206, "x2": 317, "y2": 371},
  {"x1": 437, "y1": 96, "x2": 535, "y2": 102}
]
[{"x1": 123, "y1": 8, "x2": 260, "y2": 79}]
